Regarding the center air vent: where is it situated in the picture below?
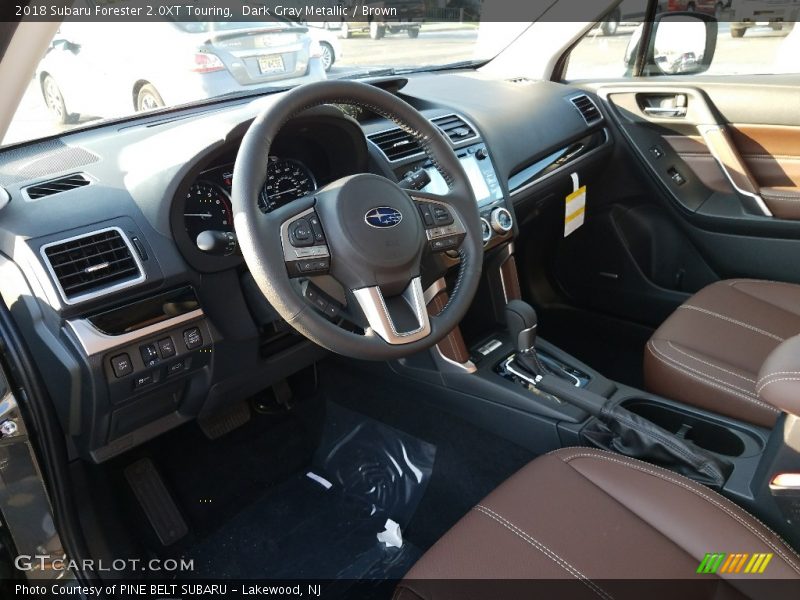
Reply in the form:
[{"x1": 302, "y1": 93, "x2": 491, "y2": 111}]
[
  {"x1": 41, "y1": 228, "x2": 143, "y2": 304},
  {"x1": 569, "y1": 95, "x2": 603, "y2": 126},
  {"x1": 367, "y1": 128, "x2": 423, "y2": 161},
  {"x1": 24, "y1": 173, "x2": 91, "y2": 200},
  {"x1": 432, "y1": 114, "x2": 477, "y2": 143}
]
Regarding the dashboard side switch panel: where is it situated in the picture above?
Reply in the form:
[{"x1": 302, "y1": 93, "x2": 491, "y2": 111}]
[
  {"x1": 111, "y1": 354, "x2": 133, "y2": 378},
  {"x1": 183, "y1": 327, "x2": 203, "y2": 350}
]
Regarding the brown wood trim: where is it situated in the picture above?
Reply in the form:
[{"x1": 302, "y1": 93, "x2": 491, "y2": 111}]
[
  {"x1": 426, "y1": 290, "x2": 470, "y2": 364},
  {"x1": 499, "y1": 255, "x2": 522, "y2": 302}
]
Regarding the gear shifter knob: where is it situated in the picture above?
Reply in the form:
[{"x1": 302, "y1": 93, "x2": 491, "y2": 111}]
[{"x1": 505, "y1": 300, "x2": 538, "y2": 353}]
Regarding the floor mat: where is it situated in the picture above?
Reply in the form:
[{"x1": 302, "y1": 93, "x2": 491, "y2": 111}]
[
  {"x1": 318, "y1": 361, "x2": 536, "y2": 551},
  {"x1": 187, "y1": 404, "x2": 434, "y2": 585}
]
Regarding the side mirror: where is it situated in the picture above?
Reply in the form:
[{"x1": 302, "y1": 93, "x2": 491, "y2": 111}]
[{"x1": 624, "y1": 12, "x2": 718, "y2": 76}]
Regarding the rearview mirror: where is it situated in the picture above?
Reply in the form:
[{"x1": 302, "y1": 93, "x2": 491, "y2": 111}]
[{"x1": 625, "y1": 12, "x2": 718, "y2": 76}]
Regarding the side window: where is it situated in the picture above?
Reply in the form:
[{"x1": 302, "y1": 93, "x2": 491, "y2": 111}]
[
  {"x1": 706, "y1": 23, "x2": 799, "y2": 75},
  {"x1": 564, "y1": 20, "x2": 643, "y2": 80},
  {"x1": 566, "y1": 17, "x2": 799, "y2": 80}
]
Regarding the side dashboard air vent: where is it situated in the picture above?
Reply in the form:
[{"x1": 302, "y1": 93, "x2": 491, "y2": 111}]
[
  {"x1": 41, "y1": 228, "x2": 143, "y2": 303},
  {"x1": 24, "y1": 173, "x2": 91, "y2": 200},
  {"x1": 569, "y1": 95, "x2": 603, "y2": 126},
  {"x1": 432, "y1": 114, "x2": 477, "y2": 143},
  {"x1": 367, "y1": 128, "x2": 423, "y2": 161}
]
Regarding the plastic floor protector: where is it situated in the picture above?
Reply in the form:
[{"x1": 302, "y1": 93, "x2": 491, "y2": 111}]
[{"x1": 187, "y1": 403, "x2": 436, "y2": 586}]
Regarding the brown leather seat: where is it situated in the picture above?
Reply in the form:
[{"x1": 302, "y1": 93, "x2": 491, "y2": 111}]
[
  {"x1": 644, "y1": 279, "x2": 800, "y2": 428},
  {"x1": 398, "y1": 448, "x2": 800, "y2": 598}
]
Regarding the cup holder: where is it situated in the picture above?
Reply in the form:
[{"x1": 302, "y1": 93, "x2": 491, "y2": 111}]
[{"x1": 622, "y1": 399, "x2": 764, "y2": 458}]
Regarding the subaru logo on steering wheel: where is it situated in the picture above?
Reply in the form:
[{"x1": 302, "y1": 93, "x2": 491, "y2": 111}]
[{"x1": 365, "y1": 207, "x2": 403, "y2": 229}]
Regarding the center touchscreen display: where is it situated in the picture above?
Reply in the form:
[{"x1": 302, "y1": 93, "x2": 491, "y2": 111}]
[{"x1": 423, "y1": 154, "x2": 502, "y2": 205}]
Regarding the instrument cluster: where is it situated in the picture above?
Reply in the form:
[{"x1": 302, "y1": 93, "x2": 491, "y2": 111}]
[{"x1": 183, "y1": 157, "x2": 318, "y2": 244}]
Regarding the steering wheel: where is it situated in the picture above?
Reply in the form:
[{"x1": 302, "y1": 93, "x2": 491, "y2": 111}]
[{"x1": 231, "y1": 80, "x2": 483, "y2": 361}]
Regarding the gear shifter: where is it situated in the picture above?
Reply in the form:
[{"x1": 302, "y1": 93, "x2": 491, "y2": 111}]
[
  {"x1": 505, "y1": 300, "x2": 550, "y2": 378},
  {"x1": 505, "y1": 300, "x2": 538, "y2": 354}
]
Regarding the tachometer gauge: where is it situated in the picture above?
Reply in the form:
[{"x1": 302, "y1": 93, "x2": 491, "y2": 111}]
[
  {"x1": 184, "y1": 181, "x2": 234, "y2": 247},
  {"x1": 259, "y1": 157, "x2": 317, "y2": 211}
]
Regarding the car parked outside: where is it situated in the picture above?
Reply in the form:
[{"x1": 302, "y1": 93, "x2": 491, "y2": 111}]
[
  {"x1": 38, "y1": 19, "x2": 326, "y2": 124},
  {"x1": 305, "y1": 23, "x2": 344, "y2": 71},
  {"x1": 337, "y1": 0, "x2": 425, "y2": 40},
  {"x1": 722, "y1": 0, "x2": 799, "y2": 37}
]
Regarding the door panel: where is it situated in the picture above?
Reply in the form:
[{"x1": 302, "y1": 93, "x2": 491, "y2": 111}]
[
  {"x1": 599, "y1": 84, "x2": 772, "y2": 218},
  {"x1": 730, "y1": 124, "x2": 800, "y2": 218},
  {"x1": 549, "y1": 77, "x2": 800, "y2": 326}
]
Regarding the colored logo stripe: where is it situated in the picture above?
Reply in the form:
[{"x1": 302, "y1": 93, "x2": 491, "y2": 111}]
[{"x1": 697, "y1": 553, "x2": 773, "y2": 574}]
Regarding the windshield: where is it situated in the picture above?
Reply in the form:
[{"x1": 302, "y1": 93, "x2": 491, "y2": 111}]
[{"x1": 3, "y1": 2, "x2": 531, "y2": 147}]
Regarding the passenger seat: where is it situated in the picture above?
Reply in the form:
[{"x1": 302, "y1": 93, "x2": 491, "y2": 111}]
[{"x1": 645, "y1": 279, "x2": 800, "y2": 428}]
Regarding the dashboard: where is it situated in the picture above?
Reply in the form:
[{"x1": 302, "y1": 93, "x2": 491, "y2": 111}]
[{"x1": 0, "y1": 72, "x2": 612, "y2": 462}]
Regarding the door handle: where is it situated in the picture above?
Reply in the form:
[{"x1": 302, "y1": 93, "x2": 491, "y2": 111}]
[{"x1": 643, "y1": 106, "x2": 687, "y2": 118}]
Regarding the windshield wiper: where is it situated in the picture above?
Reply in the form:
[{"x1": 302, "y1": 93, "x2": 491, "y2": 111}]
[
  {"x1": 395, "y1": 59, "x2": 486, "y2": 74},
  {"x1": 336, "y1": 67, "x2": 398, "y2": 80}
]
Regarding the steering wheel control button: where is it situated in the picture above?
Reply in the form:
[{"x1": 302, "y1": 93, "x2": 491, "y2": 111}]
[
  {"x1": 431, "y1": 204, "x2": 454, "y2": 226},
  {"x1": 431, "y1": 236, "x2": 459, "y2": 252},
  {"x1": 111, "y1": 353, "x2": 133, "y2": 378},
  {"x1": 157, "y1": 337, "x2": 176, "y2": 359},
  {"x1": 140, "y1": 343, "x2": 160, "y2": 367},
  {"x1": 490, "y1": 207, "x2": 514, "y2": 233},
  {"x1": 297, "y1": 258, "x2": 330, "y2": 274},
  {"x1": 303, "y1": 283, "x2": 340, "y2": 319},
  {"x1": 289, "y1": 218, "x2": 314, "y2": 247},
  {"x1": 183, "y1": 327, "x2": 203, "y2": 350},
  {"x1": 308, "y1": 215, "x2": 326, "y2": 243},
  {"x1": 418, "y1": 203, "x2": 435, "y2": 226}
]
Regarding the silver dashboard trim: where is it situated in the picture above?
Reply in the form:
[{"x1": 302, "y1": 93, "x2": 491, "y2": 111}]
[
  {"x1": 67, "y1": 308, "x2": 205, "y2": 356},
  {"x1": 509, "y1": 129, "x2": 611, "y2": 198},
  {"x1": 39, "y1": 226, "x2": 146, "y2": 306}
]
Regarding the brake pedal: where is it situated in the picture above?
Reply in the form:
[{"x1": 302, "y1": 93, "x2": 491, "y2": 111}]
[
  {"x1": 124, "y1": 458, "x2": 188, "y2": 546},
  {"x1": 198, "y1": 400, "x2": 251, "y2": 440}
]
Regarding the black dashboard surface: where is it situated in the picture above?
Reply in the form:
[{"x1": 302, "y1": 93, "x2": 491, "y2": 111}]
[{"x1": 0, "y1": 71, "x2": 610, "y2": 461}]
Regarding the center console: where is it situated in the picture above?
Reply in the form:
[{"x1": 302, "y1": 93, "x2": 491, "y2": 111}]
[{"x1": 373, "y1": 181, "x2": 800, "y2": 548}]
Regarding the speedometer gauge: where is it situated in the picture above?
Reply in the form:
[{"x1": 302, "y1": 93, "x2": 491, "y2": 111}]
[
  {"x1": 259, "y1": 157, "x2": 317, "y2": 211},
  {"x1": 184, "y1": 181, "x2": 233, "y2": 246}
]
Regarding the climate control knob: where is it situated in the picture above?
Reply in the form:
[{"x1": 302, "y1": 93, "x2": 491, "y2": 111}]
[
  {"x1": 480, "y1": 218, "x2": 492, "y2": 245},
  {"x1": 490, "y1": 207, "x2": 513, "y2": 234}
]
